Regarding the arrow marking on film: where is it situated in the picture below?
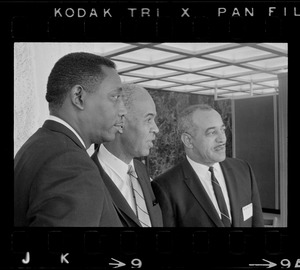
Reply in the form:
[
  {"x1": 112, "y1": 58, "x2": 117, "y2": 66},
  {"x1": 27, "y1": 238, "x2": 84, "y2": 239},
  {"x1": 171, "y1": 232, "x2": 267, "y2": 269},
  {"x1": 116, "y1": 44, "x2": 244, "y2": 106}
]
[
  {"x1": 109, "y1": 258, "x2": 126, "y2": 268},
  {"x1": 249, "y1": 258, "x2": 277, "y2": 268}
]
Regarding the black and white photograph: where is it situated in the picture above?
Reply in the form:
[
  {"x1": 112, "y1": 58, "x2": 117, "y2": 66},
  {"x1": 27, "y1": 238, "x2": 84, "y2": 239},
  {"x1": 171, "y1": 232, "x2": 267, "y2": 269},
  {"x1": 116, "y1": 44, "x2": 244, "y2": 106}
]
[
  {"x1": 14, "y1": 42, "x2": 288, "y2": 228},
  {"x1": 4, "y1": 0, "x2": 298, "y2": 268}
]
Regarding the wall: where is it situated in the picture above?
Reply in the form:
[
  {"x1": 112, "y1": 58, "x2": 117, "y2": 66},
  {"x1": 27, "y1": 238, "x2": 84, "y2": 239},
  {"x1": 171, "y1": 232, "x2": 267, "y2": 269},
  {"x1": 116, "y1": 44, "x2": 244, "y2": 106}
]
[
  {"x1": 14, "y1": 43, "x2": 37, "y2": 156},
  {"x1": 233, "y1": 96, "x2": 278, "y2": 211},
  {"x1": 14, "y1": 43, "x2": 97, "y2": 156}
]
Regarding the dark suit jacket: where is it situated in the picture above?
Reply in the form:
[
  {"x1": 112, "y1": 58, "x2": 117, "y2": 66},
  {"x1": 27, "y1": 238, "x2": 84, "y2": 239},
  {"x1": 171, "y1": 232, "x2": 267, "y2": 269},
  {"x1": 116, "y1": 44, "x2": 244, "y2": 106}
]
[
  {"x1": 152, "y1": 157, "x2": 264, "y2": 227},
  {"x1": 91, "y1": 150, "x2": 163, "y2": 227},
  {"x1": 14, "y1": 120, "x2": 123, "y2": 227}
]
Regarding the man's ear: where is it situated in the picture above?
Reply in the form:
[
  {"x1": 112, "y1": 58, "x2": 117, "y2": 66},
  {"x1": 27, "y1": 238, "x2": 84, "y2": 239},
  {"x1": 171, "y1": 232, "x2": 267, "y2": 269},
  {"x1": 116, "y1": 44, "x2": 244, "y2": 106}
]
[
  {"x1": 181, "y1": 132, "x2": 193, "y2": 149},
  {"x1": 70, "y1": 85, "x2": 86, "y2": 110}
]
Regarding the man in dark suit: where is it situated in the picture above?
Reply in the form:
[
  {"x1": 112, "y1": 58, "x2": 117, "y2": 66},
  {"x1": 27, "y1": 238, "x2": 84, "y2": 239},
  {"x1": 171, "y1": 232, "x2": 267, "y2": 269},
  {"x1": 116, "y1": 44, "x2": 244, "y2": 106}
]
[
  {"x1": 91, "y1": 84, "x2": 163, "y2": 227},
  {"x1": 152, "y1": 104, "x2": 264, "y2": 227},
  {"x1": 14, "y1": 52, "x2": 127, "y2": 226}
]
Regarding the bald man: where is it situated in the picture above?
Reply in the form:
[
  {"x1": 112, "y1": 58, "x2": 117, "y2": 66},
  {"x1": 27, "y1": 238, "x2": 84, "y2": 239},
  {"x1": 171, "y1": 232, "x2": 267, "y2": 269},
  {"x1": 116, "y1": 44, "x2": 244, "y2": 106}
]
[{"x1": 91, "y1": 84, "x2": 163, "y2": 227}]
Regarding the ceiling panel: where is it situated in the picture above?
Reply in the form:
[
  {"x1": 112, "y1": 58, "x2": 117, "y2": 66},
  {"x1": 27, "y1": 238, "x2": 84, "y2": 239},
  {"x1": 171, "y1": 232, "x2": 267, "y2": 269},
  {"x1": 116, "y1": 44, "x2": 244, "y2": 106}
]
[
  {"x1": 246, "y1": 57, "x2": 288, "y2": 70},
  {"x1": 223, "y1": 83, "x2": 262, "y2": 91},
  {"x1": 125, "y1": 67, "x2": 177, "y2": 78},
  {"x1": 257, "y1": 43, "x2": 288, "y2": 53},
  {"x1": 113, "y1": 48, "x2": 179, "y2": 64},
  {"x1": 162, "y1": 57, "x2": 220, "y2": 71},
  {"x1": 258, "y1": 80, "x2": 279, "y2": 87},
  {"x1": 206, "y1": 46, "x2": 271, "y2": 62},
  {"x1": 154, "y1": 43, "x2": 237, "y2": 55},
  {"x1": 165, "y1": 85, "x2": 204, "y2": 92},
  {"x1": 197, "y1": 79, "x2": 240, "y2": 88},
  {"x1": 167, "y1": 73, "x2": 211, "y2": 84},
  {"x1": 98, "y1": 42, "x2": 288, "y2": 99},
  {"x1": 202, "y1": 65, "x2": 253, "y2": 77},
  {"x1": 234, "y1": 73, "x2": 277, "y2": 82},
  {"x1": 138, "y1": 80, "x2": 178, "y2": 89}
]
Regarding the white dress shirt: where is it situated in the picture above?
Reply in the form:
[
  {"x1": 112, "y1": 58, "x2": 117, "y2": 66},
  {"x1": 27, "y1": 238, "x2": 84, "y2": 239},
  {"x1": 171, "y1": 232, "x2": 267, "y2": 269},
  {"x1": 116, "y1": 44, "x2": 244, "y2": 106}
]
[
  {"x1": 186, "y1": 155, "x2": 232, "y2": 221},
  {"x1": 97, "y1": 144, "x2": 136, "y2": 214},
  {"x1": 48, "y1": 115, "x2": 87, "y2": 149}
]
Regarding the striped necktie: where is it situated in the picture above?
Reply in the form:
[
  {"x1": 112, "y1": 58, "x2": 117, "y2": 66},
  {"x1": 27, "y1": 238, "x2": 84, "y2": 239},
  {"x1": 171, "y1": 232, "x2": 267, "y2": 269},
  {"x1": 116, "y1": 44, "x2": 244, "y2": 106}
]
[
  {"x1": 209, "y1": 166, "x2": 231, "y2": 227},
  {"x1": 128, "y1": 165, "x2": 152, "y2": 227}
]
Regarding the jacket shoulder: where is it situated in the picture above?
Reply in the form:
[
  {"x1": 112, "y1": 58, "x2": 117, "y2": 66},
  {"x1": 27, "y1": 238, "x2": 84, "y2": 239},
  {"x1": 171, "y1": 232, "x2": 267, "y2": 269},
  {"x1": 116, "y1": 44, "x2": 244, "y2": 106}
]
[
  {"x1": 153, "y1": 160, "x2": 184, "y2": 184},
  {"x1": 222, "y1": 157, "x2": 251, "y2": 170}
]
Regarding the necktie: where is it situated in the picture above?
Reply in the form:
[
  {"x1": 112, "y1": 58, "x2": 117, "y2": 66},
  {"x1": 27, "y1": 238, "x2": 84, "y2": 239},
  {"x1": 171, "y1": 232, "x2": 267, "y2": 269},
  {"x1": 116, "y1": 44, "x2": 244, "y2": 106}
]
[
  {"x1": 128, "y1": 165, "x2": 152, "y2": 227},
  {"x1": 209, "y1": 166, "x2": 231, "y2": 227}
]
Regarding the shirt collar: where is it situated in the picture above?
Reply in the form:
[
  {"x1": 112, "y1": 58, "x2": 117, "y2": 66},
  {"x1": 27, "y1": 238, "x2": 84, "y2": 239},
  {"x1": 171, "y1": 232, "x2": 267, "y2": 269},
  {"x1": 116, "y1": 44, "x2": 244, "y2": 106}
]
[
  {"x1": 98, "y1": 144, "x2": 134, "y2": 179},
  {"x1": 48, "y1": 115, "x2": 86, "y2": 149},
  {"x1": 186, "y1": 155, "x2": 221, "y2": 176}
]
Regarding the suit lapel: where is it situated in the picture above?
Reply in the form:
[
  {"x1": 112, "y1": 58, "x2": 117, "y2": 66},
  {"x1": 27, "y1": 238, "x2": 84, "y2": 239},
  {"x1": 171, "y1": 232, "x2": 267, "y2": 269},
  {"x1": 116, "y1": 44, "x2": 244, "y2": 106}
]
[
  {"x1": 91, "y1": 152, "x2": 142, "y2": 227},
  {"x1": 182, "y1": 158, "x2": 224, "y2": 227},
  {"x1": 220, "y1": 160, "x2": 241, "y2": 227}
]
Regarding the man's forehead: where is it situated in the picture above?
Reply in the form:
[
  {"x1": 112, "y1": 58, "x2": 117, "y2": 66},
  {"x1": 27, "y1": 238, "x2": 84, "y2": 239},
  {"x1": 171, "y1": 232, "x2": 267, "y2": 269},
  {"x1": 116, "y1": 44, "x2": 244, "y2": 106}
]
[
  {"x1": 135, "y1": 100, "x2": 156, "y2": 117},
  {"x1": 193, "y1": 109, "x2": 223, "y2": 126},
  {"x1": 125, "y1": 101, "x2": 154, "y2": 124}
]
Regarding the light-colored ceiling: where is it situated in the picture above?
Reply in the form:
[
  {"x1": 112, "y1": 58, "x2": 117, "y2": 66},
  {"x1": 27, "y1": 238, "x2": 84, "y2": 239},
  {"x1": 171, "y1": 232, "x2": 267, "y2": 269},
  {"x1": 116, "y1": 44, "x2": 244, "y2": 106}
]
[{"x1": 97, "y1": 42, "x2": 288, "y2": 99}]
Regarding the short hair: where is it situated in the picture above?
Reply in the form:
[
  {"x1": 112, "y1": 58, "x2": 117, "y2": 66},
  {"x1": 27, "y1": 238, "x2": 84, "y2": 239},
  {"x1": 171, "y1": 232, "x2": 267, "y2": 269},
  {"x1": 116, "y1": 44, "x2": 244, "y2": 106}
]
[
  {"x1": 177, "y1": 104, "x2": 213, "y2": 136},
  {"x1": 46, "y1": 52, "x2": 116, "y2": 111},
  {"x1": 122, "y1": 83, "x2": 147, "y2": 112}
]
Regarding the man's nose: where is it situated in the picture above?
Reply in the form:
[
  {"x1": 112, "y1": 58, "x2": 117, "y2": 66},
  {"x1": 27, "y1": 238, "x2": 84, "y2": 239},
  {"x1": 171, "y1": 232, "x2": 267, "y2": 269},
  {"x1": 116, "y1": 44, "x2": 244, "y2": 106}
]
[
  {"x1": 216, "y1": 130, "x2": 226, "y2": 142},
  {"x1": 152, "y1": 121, "x2": 159, "y2": 134},
  {"x1": 118, "y1": 99, "x2": 127, "y2": 117}
]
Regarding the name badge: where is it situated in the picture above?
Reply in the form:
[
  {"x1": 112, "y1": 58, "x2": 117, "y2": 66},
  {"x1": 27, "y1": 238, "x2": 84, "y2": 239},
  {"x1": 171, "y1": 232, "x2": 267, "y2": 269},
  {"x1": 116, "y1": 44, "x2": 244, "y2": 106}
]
[{"x1": 242, "y1": 203, "x2": 253, "y2": 221}]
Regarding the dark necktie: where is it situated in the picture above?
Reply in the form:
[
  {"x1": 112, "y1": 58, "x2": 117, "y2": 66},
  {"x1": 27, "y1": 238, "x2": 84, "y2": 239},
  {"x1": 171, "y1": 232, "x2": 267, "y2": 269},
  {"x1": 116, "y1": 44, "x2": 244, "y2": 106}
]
[
  {"x1": 209, "y1": 166, "x2": 231, "y2": 227},
  {"x1": 128, "y1": 165, "x2": 151, "y2": 227}
]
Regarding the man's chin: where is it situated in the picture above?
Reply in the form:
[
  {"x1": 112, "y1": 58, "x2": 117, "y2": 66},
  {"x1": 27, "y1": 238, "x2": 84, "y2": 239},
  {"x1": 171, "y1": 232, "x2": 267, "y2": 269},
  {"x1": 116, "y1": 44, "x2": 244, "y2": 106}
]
[
  {"x1": 98, "y1": 131, "x2": 117, "y2": 144},
  {"x1": 212, "y1": 152, "x2": 226, "y2": 163},
  {"x1": 139, "y1": 148, "x2": 150, "y2": 158},
  {"x1": 216, "y1": 154, "x2": 226, "y2": 162}
]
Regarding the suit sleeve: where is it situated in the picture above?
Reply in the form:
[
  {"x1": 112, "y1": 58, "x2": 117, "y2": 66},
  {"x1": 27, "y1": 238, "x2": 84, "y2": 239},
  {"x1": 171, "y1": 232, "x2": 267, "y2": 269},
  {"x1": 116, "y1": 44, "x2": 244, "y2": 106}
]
[
  {"x1": 247, "y1": 162, "x2": 265, "y2": 227},
  {"x1": 151, "y1": 180, "x2": 176, "y2": 227},
  {"x1": 28, "y1": 150, "x2": 120, "y2": 227}
]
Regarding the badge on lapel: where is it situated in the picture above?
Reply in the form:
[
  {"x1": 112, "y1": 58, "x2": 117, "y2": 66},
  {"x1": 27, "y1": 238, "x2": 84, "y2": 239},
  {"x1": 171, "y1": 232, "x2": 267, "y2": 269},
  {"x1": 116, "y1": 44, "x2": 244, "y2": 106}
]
[{"x1": 242, "y1": 203, "x2": 253, "y2": 221}]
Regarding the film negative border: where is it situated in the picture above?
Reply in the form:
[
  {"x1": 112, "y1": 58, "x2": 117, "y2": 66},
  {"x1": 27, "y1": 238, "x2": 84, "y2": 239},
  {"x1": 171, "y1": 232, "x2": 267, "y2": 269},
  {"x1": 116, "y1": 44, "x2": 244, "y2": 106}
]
[
  {"x1": 2, "y1": 1, "x2": 300, "y2": 42},
  {"x1": 3, "y1": 1, "x2": 299, "y2": 270},
  {"x1": 4, "y1": 228, "x2": 299, "y2": 269}
]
